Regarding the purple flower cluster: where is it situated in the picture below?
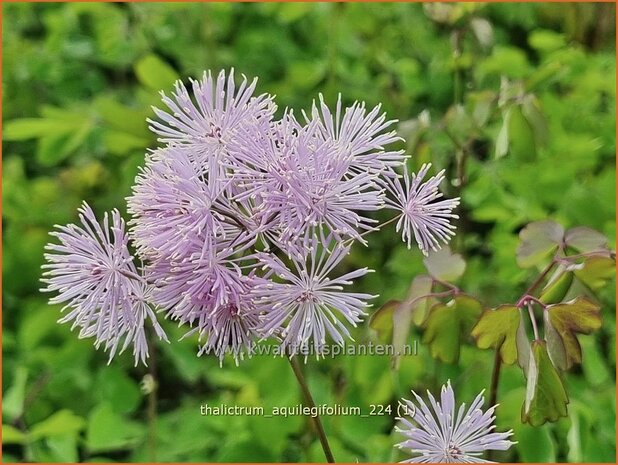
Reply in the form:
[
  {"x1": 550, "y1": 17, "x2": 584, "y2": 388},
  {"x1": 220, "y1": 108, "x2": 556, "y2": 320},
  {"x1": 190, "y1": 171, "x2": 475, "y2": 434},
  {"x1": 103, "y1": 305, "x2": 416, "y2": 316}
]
[{"x1": 42, "y1": 70, "x2": 459, "y2": 365}]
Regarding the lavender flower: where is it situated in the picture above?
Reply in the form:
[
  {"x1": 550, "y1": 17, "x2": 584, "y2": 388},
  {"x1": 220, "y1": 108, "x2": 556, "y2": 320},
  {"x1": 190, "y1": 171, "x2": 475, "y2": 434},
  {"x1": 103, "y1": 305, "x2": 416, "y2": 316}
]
[
  {"x1": 307, "y1": 94, "x2": 407, "y2": 174},
  {"x1": 127, "y1": 147, "x2": 245, "y2": 260},
  {"x1": 253, "y1": 240, "x2": 375, "y2": 355},
  {"x1": 395, "y1": 381, "x2": 515, "y2": 463},
  {"x1": 148, "y1": 69, "x2": 275, "y2": 149},
  {"x1": 229, "y1": 112, "x2": 387, "y2": 254},
  {"x1": 43, "y1": 69, "x2": 460, "y2": 364},
  {"x1": 387, "y1": 164, "x2": 460, "y2": 254},
  {"x1": 41, "y1": 202, "x2": 167, "y2": 365},
  {"x1": 194, "y1": 289, "x2": 260, "y2": 365}
]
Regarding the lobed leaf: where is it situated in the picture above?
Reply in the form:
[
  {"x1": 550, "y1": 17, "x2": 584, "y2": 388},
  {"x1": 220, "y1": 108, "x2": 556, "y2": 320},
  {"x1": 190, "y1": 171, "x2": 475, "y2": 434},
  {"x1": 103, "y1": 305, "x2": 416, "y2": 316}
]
[
  {"x1": 544, "y1": 297, "x2": 601, "y2": 370},
  {"x1": 516, "y1": 220, "x2": 564, "y2": 268},
  {"x1": 422, "y1": 295, "x2": 481, "y2": 364},
  {"x1": 471, "y1": 305, "x2": 525, "y2": 365},
  {"x1": 564, "y1": 227, "x2": 609, "y2": 253}
]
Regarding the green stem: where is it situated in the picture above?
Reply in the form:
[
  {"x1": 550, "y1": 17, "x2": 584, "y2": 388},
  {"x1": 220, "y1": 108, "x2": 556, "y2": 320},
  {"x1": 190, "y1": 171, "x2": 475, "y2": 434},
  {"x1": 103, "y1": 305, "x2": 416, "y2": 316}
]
[
  {"x1": 288, "y1": 357, "x2": 335, "y2": 463},
  {"x1": 453, "y1": 29, "x2": 464, "y2": 105},
  {"x1": 486, "y1": 347, "x2": 502, "y2": 462},
  {"x1": 146, "y1": 332, "x2": 158, "y2": 462},
  {"x1": 488, "y1": 347, "x2": 502, "y2": 408},
  {"x1": 523, "y1": 260, "x2": 555, "y2": 297}
]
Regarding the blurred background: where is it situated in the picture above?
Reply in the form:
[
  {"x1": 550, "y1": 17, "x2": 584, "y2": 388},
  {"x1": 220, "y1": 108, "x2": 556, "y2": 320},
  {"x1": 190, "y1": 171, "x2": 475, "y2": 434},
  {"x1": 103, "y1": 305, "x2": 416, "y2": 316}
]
[{"x1": 2, "y1": 2, "x2": 616, "y2": 463}]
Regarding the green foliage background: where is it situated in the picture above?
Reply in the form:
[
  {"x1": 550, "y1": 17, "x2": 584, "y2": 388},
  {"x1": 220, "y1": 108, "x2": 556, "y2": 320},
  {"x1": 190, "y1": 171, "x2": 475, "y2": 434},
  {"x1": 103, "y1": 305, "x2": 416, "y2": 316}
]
[{"x1": 2, "y1": 2, "x2": 616, "y2": 463}]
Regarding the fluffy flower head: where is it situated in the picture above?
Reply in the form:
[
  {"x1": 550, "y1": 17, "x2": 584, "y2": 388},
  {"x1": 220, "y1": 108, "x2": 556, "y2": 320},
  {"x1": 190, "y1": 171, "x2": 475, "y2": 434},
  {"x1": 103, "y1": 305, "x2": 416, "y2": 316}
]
[
  {"x1": 387, "y1": 163, "x2": 460, "y2": 254},
  {"x1": 395, "y1": 381, "x2": 515, "y2": 463},
  {"x1": 41, "y1": 202, "x2": 167, "y2": 365}
]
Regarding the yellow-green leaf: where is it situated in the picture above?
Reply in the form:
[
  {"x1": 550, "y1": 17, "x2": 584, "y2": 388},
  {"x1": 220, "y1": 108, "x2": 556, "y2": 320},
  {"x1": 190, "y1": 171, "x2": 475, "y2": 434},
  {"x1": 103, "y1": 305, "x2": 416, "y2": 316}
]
[
  {"x1": 368, "y1": 300, "x2": 400, "y2": 343},
  {"x1": 539, "y1": 268, "x2": 574, "y2": 304},
  {"x1": 544, "y1": 297, "x2": 601, "y2": 370},
  {"x1": 30, "y1": 410, "x2": 86, "y2": 441},
  {"x1": 134, "y1": 54, "x2": 179, "y2": 91},
  {"x1": 471, "y1": 305, "x2": 524, "y2": 365},
  {"x1": 2, "y1": 424, "x2": 27, "y2": 445},
  {"x1": 574, "y1": 256, "x2": 615, "y2": 291},
  {"x1": 422, "y1": 295, "x2": 481, "y2": 364}
]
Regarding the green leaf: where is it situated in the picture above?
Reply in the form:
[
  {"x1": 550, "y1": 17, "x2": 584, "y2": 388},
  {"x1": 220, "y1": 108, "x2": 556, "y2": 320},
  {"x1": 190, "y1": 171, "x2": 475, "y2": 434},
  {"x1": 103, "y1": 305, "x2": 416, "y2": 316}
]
[
  {"x1": 36, "y1": 120, "x2": 92, "y2": 166},
  {"x1": 86, "y1": 403, "x2": 143, "y2": 453},
  {"x1": 95, "y1": 366, "x2": 141, "y2": 415},
  {"x1": 471, "y1": 305, "x2": 525, "y2": 365},
  {"x1": 444, "y1": 104, "x2": 475, "y2": 146},
  {"x1": 277, "y1": 3, "x2": 312, "y2": 24},
  {"x1": 574, "y1": 256, "x2": 615, "y2": 290},
  {"x1": 521, "y1": 94, "x2": 549, "y2": 147},
  {"x1": 368, "y1": 300, "x2": 399, "y2": 343},
  {"x1": 529, "y1": 29, "x2": 566, "y2": 53},
  {"x1": 47, "y1": 434, "x2": 79, "y2": 462},
  {"x1": 515, "y1": 423, "x2": 557, "y2": 462},
  {"x1": 216, "y1": 437, "x2": 276, "y2": 462},
  {"x1": 423, "y1": 246, "x2": 466, "y2": 282},
  {"x1": 2, "y1": 424, "x2": 27, "y2": 444},
  {"x1": 103, "y1": 130, "x2": 149, "y2": 156},
  {"x1": 3, "y1": 118, "x2": 78, "y2": 140},
  {"x1": 516, "y1": 220, "x2": 564, "y2": 268},
  {"x1": 544, "y1": 297, "x2": 601, "y2": 370},
  {"x1": 287, "y1": 60, "x2": 326, "y2": 90},
  {"x1": 539, "y1": 267, "x2": 574, "y2": 304},
  {"x1": 3, "y1": 367, "x2": 28, "y2": 422},
  {"x1": 134, "y1": 54, "x2": 179, "y2": 91},
  {"x1": 422, "y1": 295, "x2": 482, "y2": 364},
  {"x1": 30, "y1": 410, "x2": 86, "y2": 440},
  {"x1": 580, "y1": 337, "x2": 610, "y2": 386},
  {"x1": 94, "y1": 97, "x2": 150, "y2": 137},
  {"x1": 495, "y1": 108, "x2": 511, "y2": 158},
  {"x1": 508, "y1": 103, "x2": 537, "y2": 161},
  {"x1": 522, "y1": 340, "x2": 569, "y2": 426},
  {"x1": 370, "y1": 276, "x2": 434, "y2": 368},
  {"x1": 468, "y1": 90, "x2": 495, "y2": 127}
]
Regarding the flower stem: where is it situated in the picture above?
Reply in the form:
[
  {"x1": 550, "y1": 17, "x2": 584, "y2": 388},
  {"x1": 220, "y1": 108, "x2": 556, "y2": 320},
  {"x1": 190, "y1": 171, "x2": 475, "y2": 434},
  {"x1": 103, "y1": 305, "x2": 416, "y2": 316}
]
[
  {"x1": 523, "y1": 260, "x2": 555, "y2": 297},
  {"x1": 488, "y1": 347, "x2": 502, "y2": 408},
  {"x1": 146, "y1": 331, "x2": 158, "y2": 462},
  {"x1": 288, "y1": 356, "x2": 335, "y2": 463},
  {"x1": 486, "y1": 346, "x2": 503, "y2": 463}
]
